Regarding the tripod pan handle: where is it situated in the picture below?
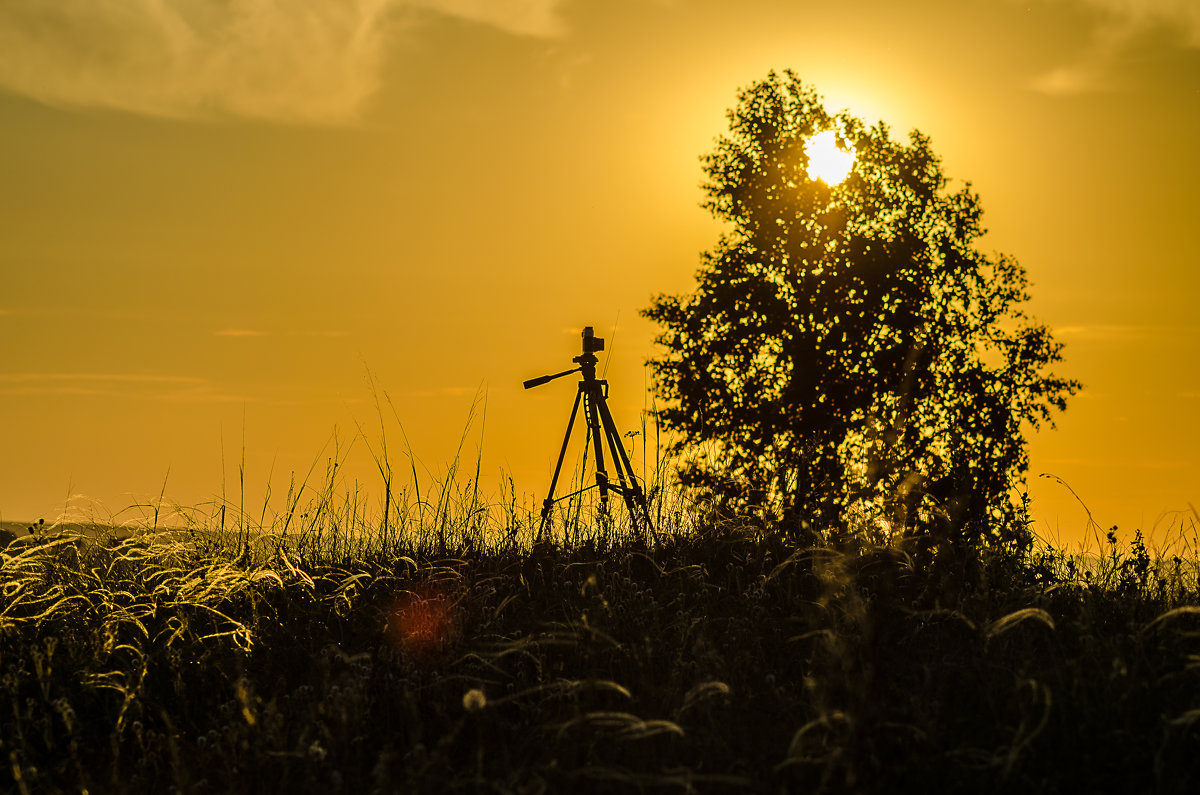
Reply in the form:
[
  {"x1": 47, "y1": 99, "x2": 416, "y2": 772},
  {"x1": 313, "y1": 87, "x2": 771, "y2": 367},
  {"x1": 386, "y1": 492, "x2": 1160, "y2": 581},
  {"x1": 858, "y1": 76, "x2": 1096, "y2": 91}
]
[{"x1": 523, "y1": 367, "x2": 580, "y2": 390}]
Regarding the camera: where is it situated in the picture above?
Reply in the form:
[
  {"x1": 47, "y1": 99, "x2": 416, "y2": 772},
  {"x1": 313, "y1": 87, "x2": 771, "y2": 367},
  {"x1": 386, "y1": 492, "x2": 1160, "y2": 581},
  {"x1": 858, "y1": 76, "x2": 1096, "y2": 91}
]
[{"x1": 582, "y1": 326, "x2": 605, "y2": 354}]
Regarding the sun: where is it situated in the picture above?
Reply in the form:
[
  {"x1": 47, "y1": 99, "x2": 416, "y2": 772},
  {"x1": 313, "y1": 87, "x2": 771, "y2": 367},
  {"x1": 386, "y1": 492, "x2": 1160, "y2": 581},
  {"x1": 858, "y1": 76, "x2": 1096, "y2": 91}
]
[{"x1": 804, "y1": 130, "x2": 855, "y2": 185}]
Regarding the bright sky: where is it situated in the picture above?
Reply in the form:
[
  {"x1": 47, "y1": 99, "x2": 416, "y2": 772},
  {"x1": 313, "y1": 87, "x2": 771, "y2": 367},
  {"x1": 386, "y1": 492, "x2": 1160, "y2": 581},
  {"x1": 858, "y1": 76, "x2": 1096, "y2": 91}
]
[{"x1": 2, "y1": 0, "x2": 1198, "y2": 548}]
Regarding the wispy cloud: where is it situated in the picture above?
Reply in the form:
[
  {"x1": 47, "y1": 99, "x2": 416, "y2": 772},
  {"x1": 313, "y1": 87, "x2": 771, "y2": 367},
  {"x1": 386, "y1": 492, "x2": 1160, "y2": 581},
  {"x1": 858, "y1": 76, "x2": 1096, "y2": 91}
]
[
  {"x1": 407, "y1": 0, "x2": 565, "y2": 37},
  {"x1": 214, "y1": 329, "x2": 348, "y2": 338},
  {"x1": 1072, "y1": 0, "x2": 1200, "y2": 45},
  {"x1": 215, "y1": 329, "x2": 268, "y2": 338},
  {"x1": 0, "y1": 0, "x2": 567, "y2": 124},
  {"x1": 1032, "y1": 62, "x2": 1115, "y2": 96},
  {"x1": 1053, "y1": 323, "x2": 1200, "y2": 343},
  {"x1": 1032, "y1": 0, "x2": 1200, "y2": 94},
  {"x1": 0, "y1": 372, "x2": 243, "y2": 402},
  {"x1": 1051, "y1": 324, "x2": 1147, "y2": 340},
  {"x1": 0, "y1": 373, "x2": 206, "y2": 385},
  {"x1": 0, "y1": 372, "x2": 370, "y2": 405},
  {"x1": 1040, "y1": 456, "x2": 1190, "y2": 470},
  {"x1": 405, "y1": 385, "x2": 481, "y2": 398}
]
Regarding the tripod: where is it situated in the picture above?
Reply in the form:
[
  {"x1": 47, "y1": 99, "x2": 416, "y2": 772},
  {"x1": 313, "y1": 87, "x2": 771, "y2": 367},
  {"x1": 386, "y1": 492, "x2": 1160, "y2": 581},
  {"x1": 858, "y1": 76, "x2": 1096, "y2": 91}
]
[{"x1": 524, "y1": 327, "x2": 653, "y2": 539}]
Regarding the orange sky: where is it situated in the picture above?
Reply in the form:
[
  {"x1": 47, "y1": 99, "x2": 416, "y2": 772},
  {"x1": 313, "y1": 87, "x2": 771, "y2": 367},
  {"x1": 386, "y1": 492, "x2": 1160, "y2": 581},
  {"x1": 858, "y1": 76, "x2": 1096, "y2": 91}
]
[{"x1": 2, "y1": 0, "x2": 1198, "y2": 548}]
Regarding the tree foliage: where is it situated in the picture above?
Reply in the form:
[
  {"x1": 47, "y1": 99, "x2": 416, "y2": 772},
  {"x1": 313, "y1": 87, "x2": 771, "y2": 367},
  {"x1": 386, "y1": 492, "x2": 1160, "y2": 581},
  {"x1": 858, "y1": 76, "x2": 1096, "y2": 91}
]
[{"x1": 643, "y1": 71, "x2": 1079, "y2": 548}]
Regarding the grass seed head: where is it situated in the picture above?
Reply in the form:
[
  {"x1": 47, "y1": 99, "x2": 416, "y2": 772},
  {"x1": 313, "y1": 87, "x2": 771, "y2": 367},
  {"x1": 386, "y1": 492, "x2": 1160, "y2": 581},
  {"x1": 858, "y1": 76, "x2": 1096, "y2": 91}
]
[{"x1": 462, "y1": 688, "x2": 487, "y2": 712}]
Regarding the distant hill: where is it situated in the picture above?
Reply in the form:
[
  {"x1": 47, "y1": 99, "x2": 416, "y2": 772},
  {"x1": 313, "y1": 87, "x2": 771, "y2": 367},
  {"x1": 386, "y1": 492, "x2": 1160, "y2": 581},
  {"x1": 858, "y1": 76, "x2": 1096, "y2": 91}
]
[
  {"x1": 1, "y1": 519, "x2": 138, "y2": 547},
  {"x1": 1, "y1": 519, "x2": 40, "y2": 541}
]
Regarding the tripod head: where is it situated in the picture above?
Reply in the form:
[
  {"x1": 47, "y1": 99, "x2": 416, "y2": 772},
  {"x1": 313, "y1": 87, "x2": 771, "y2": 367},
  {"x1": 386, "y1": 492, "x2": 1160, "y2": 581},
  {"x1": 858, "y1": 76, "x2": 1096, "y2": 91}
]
[{"x1": 523, "y1": 326, "x2": 605, "y2": 389}]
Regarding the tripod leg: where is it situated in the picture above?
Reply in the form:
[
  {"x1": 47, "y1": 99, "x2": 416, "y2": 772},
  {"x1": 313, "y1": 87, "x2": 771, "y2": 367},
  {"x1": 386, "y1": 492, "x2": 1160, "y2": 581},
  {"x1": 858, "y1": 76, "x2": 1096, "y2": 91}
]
[
  {"x1": 597, "y1": 405, "x2": 636, "y2": 518},
  {"x1": 597, "y1": 396, "x2": 654, "y2": 533},
  {"x1": 538, "y1": 386, "x2": 583, "y2": 541},
  {"x1": 585, "y1": 383, "x2": 611, "y2": 512}
]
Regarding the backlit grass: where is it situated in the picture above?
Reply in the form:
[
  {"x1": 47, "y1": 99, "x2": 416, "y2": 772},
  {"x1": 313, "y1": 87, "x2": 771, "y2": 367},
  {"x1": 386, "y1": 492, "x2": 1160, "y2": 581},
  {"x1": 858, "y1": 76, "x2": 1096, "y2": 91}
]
[{"x1": 3, "y1": 475, "x2": 1200, "y2": 793}]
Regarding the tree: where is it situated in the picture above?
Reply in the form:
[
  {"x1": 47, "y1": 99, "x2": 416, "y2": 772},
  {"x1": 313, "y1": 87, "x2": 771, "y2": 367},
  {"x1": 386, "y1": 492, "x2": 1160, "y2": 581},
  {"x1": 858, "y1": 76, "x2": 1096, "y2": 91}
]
[{"x1": 643, "y1": 71, "x2": 1079, "y2": 550}]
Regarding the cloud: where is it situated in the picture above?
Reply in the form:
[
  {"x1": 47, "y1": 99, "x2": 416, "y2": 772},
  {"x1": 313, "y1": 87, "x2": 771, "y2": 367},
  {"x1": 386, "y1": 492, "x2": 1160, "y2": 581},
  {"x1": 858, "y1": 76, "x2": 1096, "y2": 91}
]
[
  {"x1": 407, "y1": 0, "x2": 565, "y2": 37},
  {"x1": 1032, "y1": 0, "x2": 1200, "y2": 94},
  {"x1": 215, "y1": 329, "x2": 268, "y2": 338},
  {"x1": 0, "y1": 0, "x2": 567, "y2": 124},
  {"x1": 0, "y1": 372, "x2": 233, "y2": 401},
  {"x1": 1071, "y1": 0, "x2": 1200, "y2": 45},
  {"x1": 406, "y1": 385, "x2": 480, "y2": 398},
  {"x1": 0, "y1": 372, "x2": 367, "y2": 405},
  {"x1": 1052, "y1": 323, "x2": 1200, "y2": 343},
  {"x1": 1031, "y1": 63, "x2": 1114, "y2": 95},
  {"x1": 1051, "y1": 324, "x2": 1147, "y2": 340},
  {"x1": 214, "y1": 329, "x2": 348, "y2": 337},
  {"x1": 1039, "y1": 455, "x2": 1190, "y2": 471},
  {"x1": 0, "y1": 373, "x2": 206, "y2": 385}
]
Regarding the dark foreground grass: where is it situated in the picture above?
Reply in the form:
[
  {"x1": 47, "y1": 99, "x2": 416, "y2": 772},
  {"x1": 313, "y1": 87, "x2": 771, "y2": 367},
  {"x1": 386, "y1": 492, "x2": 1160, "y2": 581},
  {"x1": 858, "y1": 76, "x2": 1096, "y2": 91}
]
[{"x1": 3, "y1": 518, "x2": 1200, "y2": 793}]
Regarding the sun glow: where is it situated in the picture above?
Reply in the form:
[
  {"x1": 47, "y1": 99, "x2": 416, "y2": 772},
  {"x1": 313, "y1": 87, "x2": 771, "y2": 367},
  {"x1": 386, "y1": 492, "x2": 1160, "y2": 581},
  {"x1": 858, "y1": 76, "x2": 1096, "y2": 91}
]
[{"x1": 804, "y1": 130, "x2": 855, "y2": 185}]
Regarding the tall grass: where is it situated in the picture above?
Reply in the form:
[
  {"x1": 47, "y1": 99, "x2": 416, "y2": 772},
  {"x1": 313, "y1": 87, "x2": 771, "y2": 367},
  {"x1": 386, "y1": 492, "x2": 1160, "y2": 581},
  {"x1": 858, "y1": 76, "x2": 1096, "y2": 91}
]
[{"x1": 4, "y1": 436, "x2": 1200, "y2": 792}]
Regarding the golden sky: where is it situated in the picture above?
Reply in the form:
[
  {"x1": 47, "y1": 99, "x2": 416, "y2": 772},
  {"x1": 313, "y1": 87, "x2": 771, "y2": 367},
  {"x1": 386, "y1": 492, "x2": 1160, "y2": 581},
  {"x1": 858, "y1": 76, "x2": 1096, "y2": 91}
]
[{"x1": 2, "y1": 0, "x2": 1198, "y2": 547}]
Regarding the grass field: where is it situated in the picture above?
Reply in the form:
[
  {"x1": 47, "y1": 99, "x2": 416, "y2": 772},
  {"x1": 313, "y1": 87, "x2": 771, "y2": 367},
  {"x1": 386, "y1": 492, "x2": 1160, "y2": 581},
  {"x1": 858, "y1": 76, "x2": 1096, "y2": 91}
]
[{"x1": 3, "y1": 486, "x2": 1200, "y2": 793}]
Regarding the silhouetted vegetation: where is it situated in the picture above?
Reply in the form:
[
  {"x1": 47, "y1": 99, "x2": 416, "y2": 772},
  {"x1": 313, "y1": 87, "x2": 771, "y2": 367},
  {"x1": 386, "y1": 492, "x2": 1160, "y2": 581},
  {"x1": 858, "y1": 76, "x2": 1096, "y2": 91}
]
[
  {"x1": 3, "y1": 505, "x2": 1200, "y2": 794},
  {"x1": 644, "y1": 72, "x2": 1079, "y2": 552}
]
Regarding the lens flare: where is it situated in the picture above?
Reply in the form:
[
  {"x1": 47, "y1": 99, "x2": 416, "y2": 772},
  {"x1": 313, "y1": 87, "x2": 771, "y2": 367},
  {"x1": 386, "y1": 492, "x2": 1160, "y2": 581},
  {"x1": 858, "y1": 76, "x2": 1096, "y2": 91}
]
[
  {"x1": 387, "y1": 588, "x2": 456, "y2": 662},
  {"x1": 804, "y1": 130, "x2": 855, "y2": 185}
]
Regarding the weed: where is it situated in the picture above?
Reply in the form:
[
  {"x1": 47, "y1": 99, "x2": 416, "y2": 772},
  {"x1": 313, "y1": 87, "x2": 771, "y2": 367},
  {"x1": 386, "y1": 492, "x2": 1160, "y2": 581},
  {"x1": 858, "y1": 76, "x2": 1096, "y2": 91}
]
[{"x1": 3, "y1": 455, "x2": 1200, "y2": 792}]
